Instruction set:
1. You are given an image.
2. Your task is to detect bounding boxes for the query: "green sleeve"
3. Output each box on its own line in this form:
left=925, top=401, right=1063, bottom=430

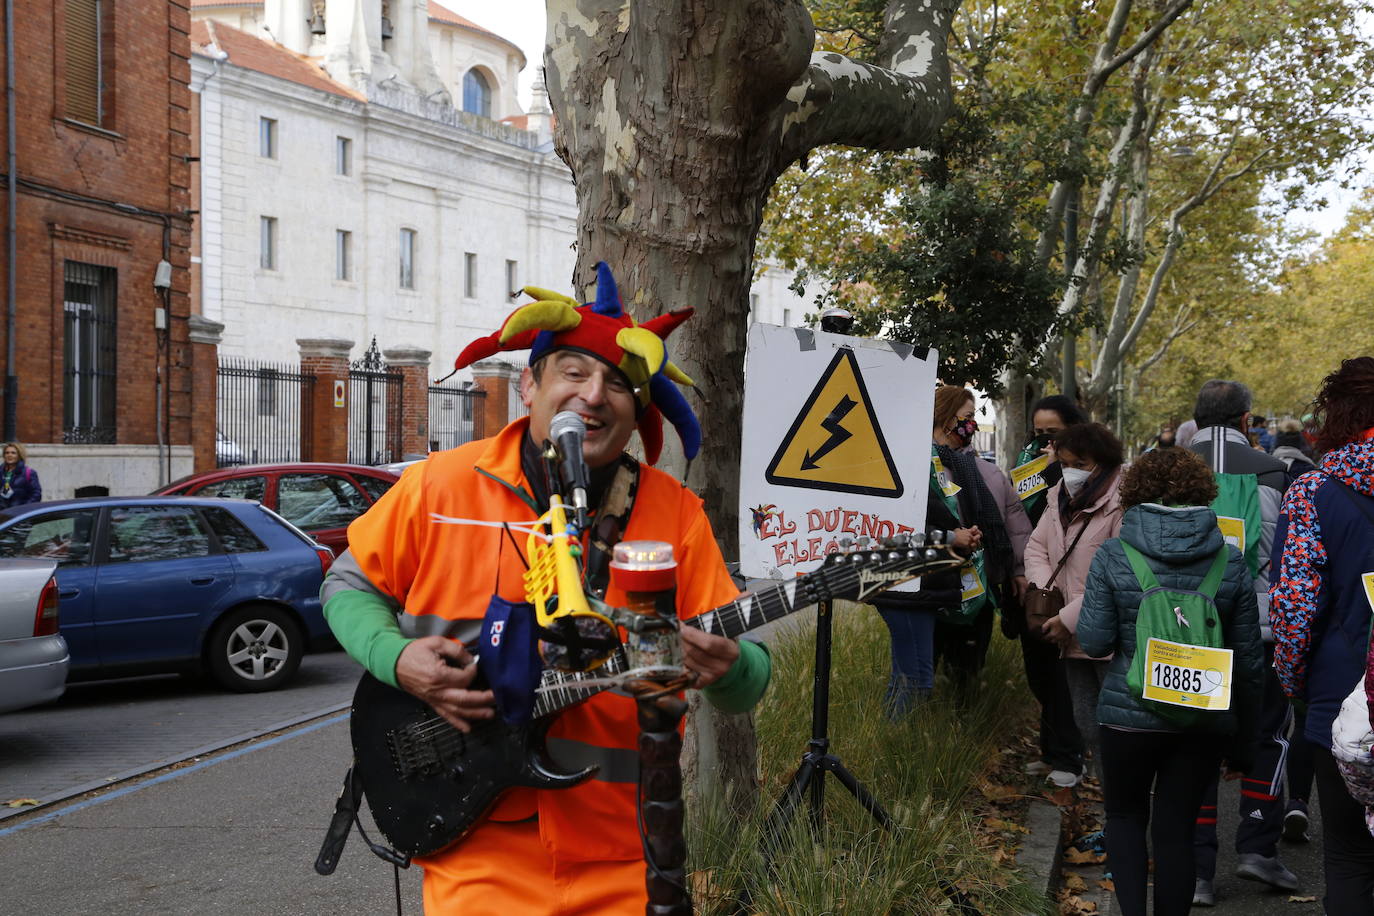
left=702, top=639, right=772, bottom=714
left=322, top=588, right=412, bottom=689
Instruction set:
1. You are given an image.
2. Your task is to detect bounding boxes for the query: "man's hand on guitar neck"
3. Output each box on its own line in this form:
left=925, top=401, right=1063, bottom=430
left=396, top=636, right=496, bottom=733
left=680, top=626, right=739, bottom=688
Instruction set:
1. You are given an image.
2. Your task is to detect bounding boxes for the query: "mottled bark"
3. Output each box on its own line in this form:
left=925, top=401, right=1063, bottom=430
left=542, top=0, right=961, bottom=818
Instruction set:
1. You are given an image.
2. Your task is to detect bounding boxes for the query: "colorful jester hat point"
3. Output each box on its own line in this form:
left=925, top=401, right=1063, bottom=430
left=451, top=261, right=700, bottom=464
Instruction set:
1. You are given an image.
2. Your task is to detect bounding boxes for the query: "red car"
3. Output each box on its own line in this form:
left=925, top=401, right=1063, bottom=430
left=154, top=463, right=401, bottom=555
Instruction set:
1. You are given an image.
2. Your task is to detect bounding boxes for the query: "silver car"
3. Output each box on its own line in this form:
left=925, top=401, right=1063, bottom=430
left=0, top=558, right=68, bottom=713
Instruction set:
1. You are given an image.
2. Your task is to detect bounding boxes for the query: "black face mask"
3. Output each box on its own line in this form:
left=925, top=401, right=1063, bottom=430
left=1027, top=434, right=1052, bottom=452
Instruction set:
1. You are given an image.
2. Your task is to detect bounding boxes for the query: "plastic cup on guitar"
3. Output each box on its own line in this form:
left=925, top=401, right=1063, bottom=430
left=610, top=540, right=680, bottom=678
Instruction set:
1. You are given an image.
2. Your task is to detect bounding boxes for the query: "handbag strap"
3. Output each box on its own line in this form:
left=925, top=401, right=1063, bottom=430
left=1043, top=520, right=1092, bottom=589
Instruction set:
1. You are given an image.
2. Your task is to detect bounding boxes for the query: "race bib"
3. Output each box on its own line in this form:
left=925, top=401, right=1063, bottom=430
left=932, top=456, right=961, bottom=498
left=1011, top=454, right=1050, bottom=501
left=1142, top=638, right=1233, bottom=711
left=959, top=562, right=984, bottom=602
left=1216, top=516, right=1246, bottom=552
left=1363, top=572, right=1374, bottom=614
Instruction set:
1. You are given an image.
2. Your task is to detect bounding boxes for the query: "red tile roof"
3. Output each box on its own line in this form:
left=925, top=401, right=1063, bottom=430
left=191, top=20, right=363, bottom=101
left=427, top=1, right=525, bottom=65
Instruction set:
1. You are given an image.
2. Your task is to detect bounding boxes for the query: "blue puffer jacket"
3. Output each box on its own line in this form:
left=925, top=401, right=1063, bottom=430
left=0, top=460, right=40, bottom=508
left=1077, top=504, right=1265, bottom=770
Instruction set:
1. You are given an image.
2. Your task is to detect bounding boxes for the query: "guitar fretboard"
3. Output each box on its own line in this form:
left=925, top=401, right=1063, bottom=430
left=530, top=543, right=957, bottom=717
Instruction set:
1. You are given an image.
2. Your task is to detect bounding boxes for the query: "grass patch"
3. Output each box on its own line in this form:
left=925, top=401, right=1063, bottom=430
left=687, top=602, right=1053, bottom=915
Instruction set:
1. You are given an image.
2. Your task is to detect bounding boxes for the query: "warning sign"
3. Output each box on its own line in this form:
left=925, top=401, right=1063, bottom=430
left=765, top=349, right=903, bottom=497
left=739, top=323, right=938, bottom=584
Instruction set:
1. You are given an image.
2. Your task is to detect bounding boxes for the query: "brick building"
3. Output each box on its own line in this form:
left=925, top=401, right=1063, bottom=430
left=0, top=0, right=217, bottom=498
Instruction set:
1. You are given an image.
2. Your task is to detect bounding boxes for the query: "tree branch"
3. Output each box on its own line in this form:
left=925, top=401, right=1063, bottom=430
left=776, top=0, right=961, bottom=170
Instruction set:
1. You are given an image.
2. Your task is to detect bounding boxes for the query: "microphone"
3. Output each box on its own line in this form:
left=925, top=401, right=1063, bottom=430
left=549, top=411, right=591, bottom=529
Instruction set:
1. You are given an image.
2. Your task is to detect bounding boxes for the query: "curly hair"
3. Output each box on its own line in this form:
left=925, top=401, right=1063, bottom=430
left=1312, top=356, right=1374, bottom=453
left=932, top=385, right=975, bottom=432
left=1053, top=422, right=1124, bottom=471
left=1119, top=447, right=1217, bottom=509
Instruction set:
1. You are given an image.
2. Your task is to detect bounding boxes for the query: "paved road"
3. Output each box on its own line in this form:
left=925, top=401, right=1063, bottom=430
left=0, top=650, right=363, bottom=816
left=0, top=716, right=424, bottom=914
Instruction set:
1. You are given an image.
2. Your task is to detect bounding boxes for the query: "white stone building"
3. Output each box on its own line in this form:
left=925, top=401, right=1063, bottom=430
left=190, top=0, right=813, bottom=400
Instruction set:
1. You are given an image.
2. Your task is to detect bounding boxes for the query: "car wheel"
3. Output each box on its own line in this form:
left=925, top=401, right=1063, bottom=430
left=207, top=604, right=304, bottom=692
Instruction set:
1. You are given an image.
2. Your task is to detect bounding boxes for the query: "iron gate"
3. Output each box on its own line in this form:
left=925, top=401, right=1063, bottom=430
left=217, top=358, right=315, bottom=466
left=348, top=338, right=403, bottom=465
left=427, top=383, right=485, bottom=451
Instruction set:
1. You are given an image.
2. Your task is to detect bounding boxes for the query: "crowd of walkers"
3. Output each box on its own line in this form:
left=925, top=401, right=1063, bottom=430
left=875, top=356, right=1374, bottom=914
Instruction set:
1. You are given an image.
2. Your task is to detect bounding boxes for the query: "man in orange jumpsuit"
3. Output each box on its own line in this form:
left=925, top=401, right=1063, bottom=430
left=322, top=263, right=772, bottom=914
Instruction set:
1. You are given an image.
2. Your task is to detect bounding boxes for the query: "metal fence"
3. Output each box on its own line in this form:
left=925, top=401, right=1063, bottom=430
left=348, top=339, right=403, bottom=465
left=427, top=384, right=486, bottom=452
left=217, top=358, right=315, bottom=466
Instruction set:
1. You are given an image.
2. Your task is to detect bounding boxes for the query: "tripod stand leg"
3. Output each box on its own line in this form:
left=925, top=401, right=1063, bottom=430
left=826, top=758, right=894, bottom=829
left=762, top=757, right=816, bottom=850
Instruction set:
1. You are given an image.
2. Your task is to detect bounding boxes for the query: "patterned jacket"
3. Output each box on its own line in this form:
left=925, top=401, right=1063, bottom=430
left=1269, top=433, right=1374, bottom=747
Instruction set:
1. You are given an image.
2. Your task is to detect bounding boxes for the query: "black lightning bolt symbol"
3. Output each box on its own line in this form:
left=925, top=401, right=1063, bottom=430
left=802, top=395, right=856, bottom=470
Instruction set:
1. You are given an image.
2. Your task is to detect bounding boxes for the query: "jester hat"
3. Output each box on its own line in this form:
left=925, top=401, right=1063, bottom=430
left=452, top=262, right=700, bottom=464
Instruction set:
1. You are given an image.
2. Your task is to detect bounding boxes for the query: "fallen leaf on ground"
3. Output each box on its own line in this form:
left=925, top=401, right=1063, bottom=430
left=1287, top=895, right=1318, bottom=903
left=1062, top=873, right=1087, bottom=892
left=5, top=798, right=38, bottom=808
left=1098, top=879, right=1115, bottom=891
left=1045, top=785, right=1077, bottom=807
left=978, top=780, right=1019, bottom=802
left=983, top=816, right=1030, bottom=834
left=1063, top=847, right=1107, bottom=865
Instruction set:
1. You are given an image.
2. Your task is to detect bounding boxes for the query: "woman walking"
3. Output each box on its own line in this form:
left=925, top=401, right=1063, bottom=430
left=1025, top=422, right=1126, bottom=785
left=1077, top=447, right=1264, bottom=916
left=0, top=442, right=41, bottom=508
left=1271, top=356, right=1374, bottom=914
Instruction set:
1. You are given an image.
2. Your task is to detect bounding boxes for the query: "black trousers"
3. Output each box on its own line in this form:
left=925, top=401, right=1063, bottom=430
left=1019, top=629, right=1084, bottom=773
left=1313, top=745, right=1374, bottom=915
left=1101, top=728, right=1224, bottom=916
left=933, top=602, right=994, bottom=694
left=1195, top=656, right=1292, bottom=877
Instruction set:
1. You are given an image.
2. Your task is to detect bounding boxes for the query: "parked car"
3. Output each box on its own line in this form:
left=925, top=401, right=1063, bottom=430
left=0, top=558, right=68, bottom=713
left=0, top=497, right=334, bottom=692
left=153, top=463, right=399, bottom=556
left=216, top=429, right=246, bottom=466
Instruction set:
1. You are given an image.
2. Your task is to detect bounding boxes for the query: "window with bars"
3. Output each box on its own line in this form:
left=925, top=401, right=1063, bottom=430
left=399, top=228, right=415, bottom=289
left=63, top=262, right=117, bottom=444
left=65, top=0, right=110, bottom=127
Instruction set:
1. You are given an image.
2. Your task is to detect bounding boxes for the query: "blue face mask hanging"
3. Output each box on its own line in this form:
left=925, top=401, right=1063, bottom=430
left=478, top=595, right=542, bottom=724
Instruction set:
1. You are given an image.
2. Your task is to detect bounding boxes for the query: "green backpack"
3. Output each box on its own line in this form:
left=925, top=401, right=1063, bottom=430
left=1210, top=472, right=1262, bottom=579
left=1123, top=543, right=1232, bottom=727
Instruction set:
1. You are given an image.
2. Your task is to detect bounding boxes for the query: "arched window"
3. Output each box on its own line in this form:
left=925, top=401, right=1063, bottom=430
left=462, top=69, right=492, bottom=119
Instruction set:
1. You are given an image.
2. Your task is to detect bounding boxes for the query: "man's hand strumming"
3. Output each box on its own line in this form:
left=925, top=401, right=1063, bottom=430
left=395, top=636, right=496, bottom=733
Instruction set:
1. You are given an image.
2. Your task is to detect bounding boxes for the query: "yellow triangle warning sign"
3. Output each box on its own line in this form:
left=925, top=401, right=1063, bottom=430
left=765, top=348, right=904, bottom=497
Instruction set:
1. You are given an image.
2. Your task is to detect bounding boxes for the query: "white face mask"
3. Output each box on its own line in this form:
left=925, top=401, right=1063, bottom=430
left=1061, top=466, right=1093, bottom=497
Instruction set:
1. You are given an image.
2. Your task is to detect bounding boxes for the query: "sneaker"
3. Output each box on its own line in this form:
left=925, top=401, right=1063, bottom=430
left=1193, top=878, right=1216, bottom=907
left=1048, top=769, right=1081, bottom=788
left=1025, top=760, right=1054, bottom=777
left=1235, top=853, right=1299, bottom=891
left=1283, top=800, right=1310, bottom=843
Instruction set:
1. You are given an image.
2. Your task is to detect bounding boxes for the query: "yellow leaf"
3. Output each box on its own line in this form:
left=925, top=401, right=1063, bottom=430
left=5, top=798, right=39, bottom=808
left=1062, top=872, right=1087, bottom=892
left=1287, top=895, right=1318, bottom=903
left=1098, top=879, right=1115, bottom=892
left=1063, top=847, right=1107, bottom=865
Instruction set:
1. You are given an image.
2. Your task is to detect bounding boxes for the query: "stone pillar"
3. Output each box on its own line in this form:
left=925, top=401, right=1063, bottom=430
left=470, top=359, right=522, bottom=437
left=187, top=315, right=224, bottom=473
left=298, top=338, right=353, bottom=462
left=383, top=346, right=432, bottom=458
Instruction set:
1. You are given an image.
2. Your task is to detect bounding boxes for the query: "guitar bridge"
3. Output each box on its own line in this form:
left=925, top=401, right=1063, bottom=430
left=386, top=719, right=460, bottom=781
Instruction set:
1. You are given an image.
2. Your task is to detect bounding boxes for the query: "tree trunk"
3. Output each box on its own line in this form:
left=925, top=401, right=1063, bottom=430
left=543, top=0, right=961, bottom=819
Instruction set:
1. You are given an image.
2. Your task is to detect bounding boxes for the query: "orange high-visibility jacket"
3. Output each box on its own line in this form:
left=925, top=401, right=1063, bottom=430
left=344, top=416, right=739, bottom=863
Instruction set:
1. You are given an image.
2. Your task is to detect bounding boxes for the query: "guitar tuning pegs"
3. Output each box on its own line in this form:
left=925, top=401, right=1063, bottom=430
left=839, top=537, right=854, bottom=549
left=929, top=530, right=945, bottom=545
left=911, top=532, right=926, bottom=547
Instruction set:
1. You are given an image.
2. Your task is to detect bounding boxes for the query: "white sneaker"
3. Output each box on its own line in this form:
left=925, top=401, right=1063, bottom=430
left=1025, top=760, right=1054, bottom=776
left=1048, top=769, right=1081, bottom=788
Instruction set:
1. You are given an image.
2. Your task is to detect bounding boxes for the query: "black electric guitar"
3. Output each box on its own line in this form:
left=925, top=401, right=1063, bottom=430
left=348, top=536, right=961, bottom=858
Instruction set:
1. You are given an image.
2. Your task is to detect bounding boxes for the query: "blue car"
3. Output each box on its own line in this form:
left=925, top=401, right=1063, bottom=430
left=0, top=497, right=334, bottom=692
